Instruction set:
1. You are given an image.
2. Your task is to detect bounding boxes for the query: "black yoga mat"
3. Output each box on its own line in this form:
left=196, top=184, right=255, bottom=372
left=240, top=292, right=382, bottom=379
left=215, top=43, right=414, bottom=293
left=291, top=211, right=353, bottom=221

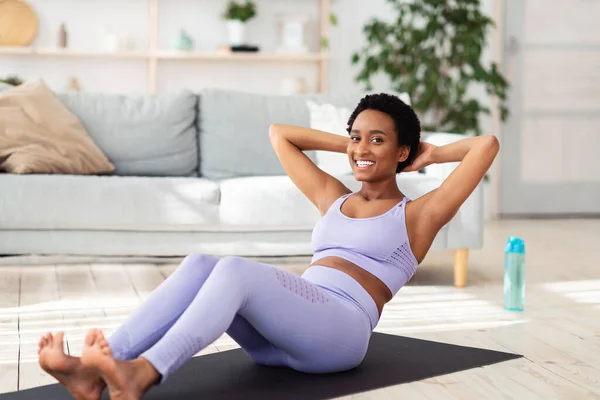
left=1, top=332, right=521, bottom=400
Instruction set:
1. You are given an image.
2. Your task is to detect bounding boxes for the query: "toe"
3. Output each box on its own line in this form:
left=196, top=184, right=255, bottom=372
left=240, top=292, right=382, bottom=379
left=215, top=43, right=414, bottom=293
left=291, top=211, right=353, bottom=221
left=92, top=329, right=103, bottom=345
left=54, top=332, right=65, bottom=350
left=84, top=329, right=97, bottom=347
left=89, top=329, right=99, bottom=345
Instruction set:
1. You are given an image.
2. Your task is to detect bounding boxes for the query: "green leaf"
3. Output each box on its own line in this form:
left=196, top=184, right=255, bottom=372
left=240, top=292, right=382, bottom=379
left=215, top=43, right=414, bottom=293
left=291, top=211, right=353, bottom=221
left=329, top=13, right=338, bottom=26
left=222, top=1, right=256, bottom=22
left=352, top=0, right=510, bottom=135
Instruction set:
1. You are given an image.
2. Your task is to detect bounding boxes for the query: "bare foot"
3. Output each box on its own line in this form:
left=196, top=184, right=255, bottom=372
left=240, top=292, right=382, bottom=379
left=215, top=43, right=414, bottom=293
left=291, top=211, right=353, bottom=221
left=38, top=331, right=106, bottom=400
left=81, top=329, right=160, bottom=400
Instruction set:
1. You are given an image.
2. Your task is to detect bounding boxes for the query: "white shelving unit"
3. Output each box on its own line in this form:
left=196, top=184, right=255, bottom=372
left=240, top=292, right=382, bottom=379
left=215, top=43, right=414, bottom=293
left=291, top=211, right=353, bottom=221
left=0, top=0, right=331, bottom=94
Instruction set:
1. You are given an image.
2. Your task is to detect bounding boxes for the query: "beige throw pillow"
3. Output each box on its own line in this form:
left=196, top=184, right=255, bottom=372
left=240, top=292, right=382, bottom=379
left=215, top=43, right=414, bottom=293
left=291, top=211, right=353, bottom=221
left=0, top=79, right=115, bottom=174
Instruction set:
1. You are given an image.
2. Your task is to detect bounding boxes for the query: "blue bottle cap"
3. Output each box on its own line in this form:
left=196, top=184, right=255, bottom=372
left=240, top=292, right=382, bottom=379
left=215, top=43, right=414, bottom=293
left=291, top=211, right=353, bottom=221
left=506, top=236, right=525, bottom=254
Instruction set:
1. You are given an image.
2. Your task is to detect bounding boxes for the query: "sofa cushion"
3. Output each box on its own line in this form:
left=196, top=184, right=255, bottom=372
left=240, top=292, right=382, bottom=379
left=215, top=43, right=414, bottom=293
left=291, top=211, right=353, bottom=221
left=218, top=175, right=322, bottom=228
left=58, top=90, right=198, bottom=177
left=198, top=88, right=407, bottom=180
left=0, top=174, right=220, bottom=230
left=0, top=79, right=115, bottom=175
left=199, top=89, right=314, bottom=180
left=218, top=171, right=445, bottom=228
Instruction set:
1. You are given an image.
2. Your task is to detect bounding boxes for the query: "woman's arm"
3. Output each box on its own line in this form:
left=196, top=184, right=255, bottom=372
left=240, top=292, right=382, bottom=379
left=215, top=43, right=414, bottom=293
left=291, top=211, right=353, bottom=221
left=269, top=124, right=351, bottom=214
left=270, top=124, right=349, bottom=152
left=431, top=135, right=499, bottom=165
left=410, top=135, right=500, bottom=229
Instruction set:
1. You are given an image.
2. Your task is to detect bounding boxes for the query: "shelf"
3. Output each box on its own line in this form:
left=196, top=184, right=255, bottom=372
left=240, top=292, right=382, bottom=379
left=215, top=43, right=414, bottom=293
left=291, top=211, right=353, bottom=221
left=0, top=46, right=148, bottom=59
left=154, top=50, right=328, bottom=62
left=0, top=46, right=328, bottom=62
left=1, top=0, right=331, bottom=93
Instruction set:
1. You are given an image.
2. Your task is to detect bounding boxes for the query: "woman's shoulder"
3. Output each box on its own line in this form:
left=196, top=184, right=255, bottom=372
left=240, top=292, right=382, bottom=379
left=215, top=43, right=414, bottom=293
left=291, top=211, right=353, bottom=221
left=316, top=185, right=353, bottom=216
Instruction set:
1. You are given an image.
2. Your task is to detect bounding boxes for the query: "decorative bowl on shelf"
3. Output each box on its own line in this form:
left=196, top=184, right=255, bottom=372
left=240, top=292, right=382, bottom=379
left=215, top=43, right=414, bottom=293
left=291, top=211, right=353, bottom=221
left=0, top=0, right=39, bottom=46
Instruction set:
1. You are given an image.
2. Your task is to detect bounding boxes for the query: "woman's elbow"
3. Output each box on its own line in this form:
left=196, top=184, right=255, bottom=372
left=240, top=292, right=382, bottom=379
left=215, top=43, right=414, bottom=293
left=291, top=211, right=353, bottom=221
left=483, top=135, right=500, bottom=155
left=268, top=124, right=280, bottom=139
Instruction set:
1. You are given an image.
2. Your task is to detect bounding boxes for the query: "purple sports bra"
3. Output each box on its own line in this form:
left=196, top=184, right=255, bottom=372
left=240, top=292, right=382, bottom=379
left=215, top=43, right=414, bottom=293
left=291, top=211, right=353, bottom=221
left=311, top=192, right=419, bottom=296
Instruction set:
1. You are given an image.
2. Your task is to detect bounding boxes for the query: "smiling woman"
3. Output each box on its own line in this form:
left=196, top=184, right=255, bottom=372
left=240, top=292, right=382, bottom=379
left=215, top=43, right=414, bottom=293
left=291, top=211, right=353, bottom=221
left=269, top=92, right=499, bottom=314
left=346, top=94, right=421, bottom=175
left=35, top=93, right=497, bottom=400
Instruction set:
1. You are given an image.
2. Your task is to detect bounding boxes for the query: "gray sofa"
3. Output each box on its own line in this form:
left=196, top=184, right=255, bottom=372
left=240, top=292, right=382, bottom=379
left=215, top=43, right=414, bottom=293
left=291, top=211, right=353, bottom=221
left=0, top=87, right=483, bottom=285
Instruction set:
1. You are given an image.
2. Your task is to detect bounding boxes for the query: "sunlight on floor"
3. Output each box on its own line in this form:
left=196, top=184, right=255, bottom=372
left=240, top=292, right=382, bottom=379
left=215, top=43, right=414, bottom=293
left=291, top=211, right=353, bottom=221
left=376, top=286, right=529, bottom=334
left=1, top=297, right=139, bottom=316
left=0, top=297, right=138, bottom=351
left=0, top=287, right=534, bottom=348
left=540, top=280, right=600, bottom=305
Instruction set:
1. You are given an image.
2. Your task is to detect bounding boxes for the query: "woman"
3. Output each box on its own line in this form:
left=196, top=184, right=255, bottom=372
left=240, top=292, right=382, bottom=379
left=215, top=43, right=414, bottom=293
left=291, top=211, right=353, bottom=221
left=37, top=93, right=499, bottom=400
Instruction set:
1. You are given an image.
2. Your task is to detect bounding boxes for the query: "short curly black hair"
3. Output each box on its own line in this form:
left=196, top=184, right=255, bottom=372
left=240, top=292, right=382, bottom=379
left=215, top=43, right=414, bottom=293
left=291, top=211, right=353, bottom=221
left=346, top=93, right=421, bottom=173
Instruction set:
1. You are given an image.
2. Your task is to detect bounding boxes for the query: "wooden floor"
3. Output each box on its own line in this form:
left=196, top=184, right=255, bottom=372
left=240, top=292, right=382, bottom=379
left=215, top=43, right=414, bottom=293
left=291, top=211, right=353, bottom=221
left=1, top=218, right=599, bottom=399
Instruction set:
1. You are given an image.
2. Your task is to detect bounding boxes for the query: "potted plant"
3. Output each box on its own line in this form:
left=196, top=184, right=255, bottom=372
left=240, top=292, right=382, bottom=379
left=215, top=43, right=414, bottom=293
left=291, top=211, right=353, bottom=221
left=351, top=0, right=509, bottom=136
left=222, top=1, right=257, bottom=46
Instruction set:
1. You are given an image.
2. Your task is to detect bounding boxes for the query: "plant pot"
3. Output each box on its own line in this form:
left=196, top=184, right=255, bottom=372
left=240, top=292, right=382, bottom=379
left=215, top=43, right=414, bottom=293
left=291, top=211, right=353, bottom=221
left=226, top=20, right=245, bottom=46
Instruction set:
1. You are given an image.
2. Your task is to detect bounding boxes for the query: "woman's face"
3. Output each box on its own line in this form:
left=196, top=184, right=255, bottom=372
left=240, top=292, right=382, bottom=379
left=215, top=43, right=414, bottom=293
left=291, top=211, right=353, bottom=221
left=347, top=109, right=409, bottom=181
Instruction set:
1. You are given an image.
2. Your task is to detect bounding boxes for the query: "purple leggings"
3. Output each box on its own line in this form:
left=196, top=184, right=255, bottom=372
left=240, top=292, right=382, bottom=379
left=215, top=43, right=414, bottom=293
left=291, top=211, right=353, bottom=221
left=106, top=254, right=379, bottom=383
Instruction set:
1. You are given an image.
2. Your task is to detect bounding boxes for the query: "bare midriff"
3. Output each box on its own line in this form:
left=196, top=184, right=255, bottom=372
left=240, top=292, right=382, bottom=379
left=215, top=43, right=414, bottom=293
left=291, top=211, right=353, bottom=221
left=308, top=256, right=391, bottom=317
